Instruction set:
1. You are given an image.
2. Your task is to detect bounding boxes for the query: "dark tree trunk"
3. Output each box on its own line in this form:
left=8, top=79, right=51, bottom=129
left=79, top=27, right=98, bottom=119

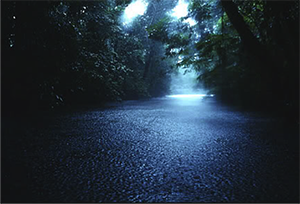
left=220, top=11, right=226, bottom=98
left=220, top=0, right=264, bottom=60
left=143, top=45, right=154, bottom=79
left=220, top=0, right=283, bottom=108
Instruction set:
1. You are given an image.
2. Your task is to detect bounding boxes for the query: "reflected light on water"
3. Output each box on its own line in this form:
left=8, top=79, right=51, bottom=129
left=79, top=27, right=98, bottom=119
left=167, top=94, right=208, bottom=98
left=166, top=93, right=214, bottom=106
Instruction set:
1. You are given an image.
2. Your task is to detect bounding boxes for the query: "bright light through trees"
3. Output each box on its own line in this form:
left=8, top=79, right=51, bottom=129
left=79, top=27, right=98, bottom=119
left=170, top=0, right=189, bottom=18
left=122, top=0, right=149, bottom=25
left=169, top=0, right=197, bottom=27
left=184, top=18, right=197, bottom=26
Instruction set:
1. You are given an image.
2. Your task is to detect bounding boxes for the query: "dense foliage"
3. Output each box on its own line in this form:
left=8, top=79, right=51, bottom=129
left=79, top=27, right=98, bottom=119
left=147, top=0, right=299, bottom=119
left=2, top=0, right=172, bottom=113
left=2, top=0, right=299, bottom=120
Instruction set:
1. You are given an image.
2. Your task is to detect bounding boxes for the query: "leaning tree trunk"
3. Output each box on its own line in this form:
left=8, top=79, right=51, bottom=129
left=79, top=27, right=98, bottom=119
left=220, top=0, right=265, bottom=61
left=221, top=0, right=281, bottom=107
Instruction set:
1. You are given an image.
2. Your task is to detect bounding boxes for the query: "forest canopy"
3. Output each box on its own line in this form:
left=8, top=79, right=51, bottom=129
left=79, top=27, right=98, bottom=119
left=2, top=0, right=299, bottom=118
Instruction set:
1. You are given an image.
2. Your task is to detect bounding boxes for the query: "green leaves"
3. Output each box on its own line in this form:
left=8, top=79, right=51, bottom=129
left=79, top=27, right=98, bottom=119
left=146, top=16, right=171, bottom=41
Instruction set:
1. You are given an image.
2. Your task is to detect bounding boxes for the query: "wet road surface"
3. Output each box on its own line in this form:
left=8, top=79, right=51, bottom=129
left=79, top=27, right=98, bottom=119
left=2, top=96, right=299, bottom=202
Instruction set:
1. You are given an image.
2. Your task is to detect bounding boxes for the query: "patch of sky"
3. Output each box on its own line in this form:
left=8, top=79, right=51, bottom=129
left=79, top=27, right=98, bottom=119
left=121, top=0, right=149, bottom=26
left=168, top=0, right=197, bottom=27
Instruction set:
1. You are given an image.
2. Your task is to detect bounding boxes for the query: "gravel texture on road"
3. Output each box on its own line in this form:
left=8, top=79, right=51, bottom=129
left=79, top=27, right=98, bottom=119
left=2, top=97, right=299, bottom=202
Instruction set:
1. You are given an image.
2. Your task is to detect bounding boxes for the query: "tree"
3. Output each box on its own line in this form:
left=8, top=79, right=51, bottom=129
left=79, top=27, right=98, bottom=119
left=2, top=0, right=174, bottom=113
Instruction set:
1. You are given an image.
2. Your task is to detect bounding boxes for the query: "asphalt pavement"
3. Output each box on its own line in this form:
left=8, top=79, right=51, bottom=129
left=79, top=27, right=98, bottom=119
left=2, top=96, right=299, bottom=202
